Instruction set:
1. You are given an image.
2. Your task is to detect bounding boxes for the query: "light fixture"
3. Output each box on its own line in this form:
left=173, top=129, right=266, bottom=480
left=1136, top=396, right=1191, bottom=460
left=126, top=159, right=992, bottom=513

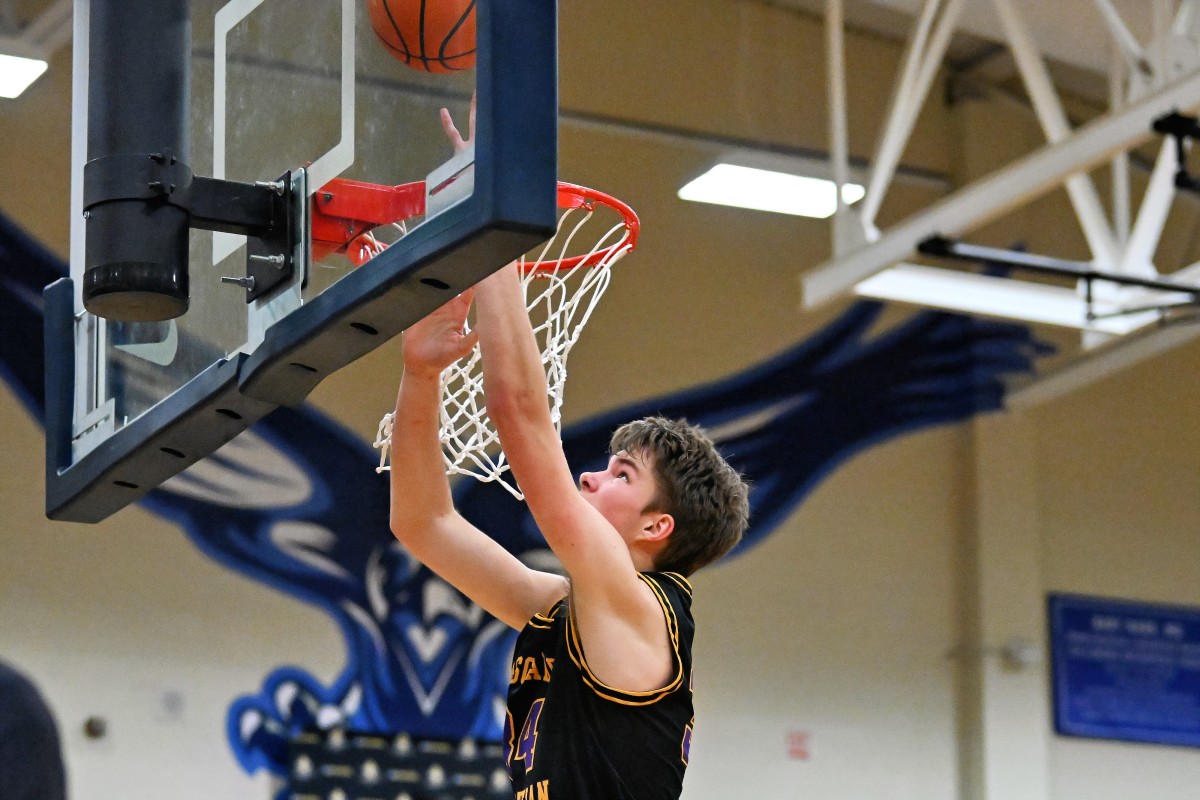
left=0, top=50, right=49, bottom=99
left=854, top=263, right=1160, bottom=334
left=679, top=163, right=865, bottom=219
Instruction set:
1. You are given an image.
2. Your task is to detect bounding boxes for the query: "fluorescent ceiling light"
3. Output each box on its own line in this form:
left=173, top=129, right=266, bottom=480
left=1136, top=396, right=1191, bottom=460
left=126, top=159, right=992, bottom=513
left=854, top=263, right=1161, bottom=335
left=0, top=52, right=49, bottom=99
left=679, top=163, right=865, bottom=219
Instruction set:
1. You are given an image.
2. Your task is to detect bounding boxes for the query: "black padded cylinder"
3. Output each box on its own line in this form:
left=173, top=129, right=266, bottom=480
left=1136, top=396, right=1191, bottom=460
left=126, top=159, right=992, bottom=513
left=83, top=0, right=191, bottom=322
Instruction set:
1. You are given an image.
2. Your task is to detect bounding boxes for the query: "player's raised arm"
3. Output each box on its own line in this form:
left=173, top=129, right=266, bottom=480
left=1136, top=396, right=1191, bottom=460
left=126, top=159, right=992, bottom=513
left=473, top=263, right=679, bottom=691
left=388, top=291, right=567, bottom=630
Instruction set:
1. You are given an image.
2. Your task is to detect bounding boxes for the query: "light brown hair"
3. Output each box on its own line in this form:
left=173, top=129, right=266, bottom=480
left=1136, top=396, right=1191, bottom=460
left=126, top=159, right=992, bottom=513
left=610, top=417, right=750, bottom=576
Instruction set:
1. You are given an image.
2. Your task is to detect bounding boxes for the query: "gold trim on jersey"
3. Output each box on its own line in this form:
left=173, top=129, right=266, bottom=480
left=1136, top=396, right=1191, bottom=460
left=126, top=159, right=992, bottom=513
left=564, top=573, right=687, bottom=706
left=524, top=597, right=566, bottom=631
left=658, top=571, right=692, bottom=597
left=526, top=615, right=554, bottom=631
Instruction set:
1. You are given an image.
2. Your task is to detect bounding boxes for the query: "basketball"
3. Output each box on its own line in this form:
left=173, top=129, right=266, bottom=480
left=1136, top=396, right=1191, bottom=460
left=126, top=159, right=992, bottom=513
left=367, top=0, right=477, bottom=74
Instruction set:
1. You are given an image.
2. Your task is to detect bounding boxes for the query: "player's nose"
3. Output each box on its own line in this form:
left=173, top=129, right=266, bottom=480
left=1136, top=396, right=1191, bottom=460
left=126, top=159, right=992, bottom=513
left=578, top=471, right=597, bottom=492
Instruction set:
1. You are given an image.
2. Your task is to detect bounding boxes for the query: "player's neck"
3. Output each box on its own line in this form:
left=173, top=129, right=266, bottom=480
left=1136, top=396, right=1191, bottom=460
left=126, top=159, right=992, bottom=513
left=629, top=547, right=658, bottom=574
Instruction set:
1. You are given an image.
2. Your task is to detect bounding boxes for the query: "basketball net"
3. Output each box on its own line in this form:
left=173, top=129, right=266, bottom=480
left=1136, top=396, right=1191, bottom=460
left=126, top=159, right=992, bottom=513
left=374, top=183, right=639, bottom=500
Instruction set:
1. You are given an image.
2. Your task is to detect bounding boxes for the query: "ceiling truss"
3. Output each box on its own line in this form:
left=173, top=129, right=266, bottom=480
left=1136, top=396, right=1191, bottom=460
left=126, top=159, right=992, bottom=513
left=810, top=0, right=1200, bottom=404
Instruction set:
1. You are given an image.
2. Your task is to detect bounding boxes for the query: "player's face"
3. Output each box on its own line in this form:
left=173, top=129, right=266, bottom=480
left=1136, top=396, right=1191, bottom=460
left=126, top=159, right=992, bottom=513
left=578, top=451, right=662, bottom=540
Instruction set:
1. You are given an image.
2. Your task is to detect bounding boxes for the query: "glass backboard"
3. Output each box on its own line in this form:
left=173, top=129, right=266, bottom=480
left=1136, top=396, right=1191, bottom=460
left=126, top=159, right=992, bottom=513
left=46, top=0, right=558, bottom=522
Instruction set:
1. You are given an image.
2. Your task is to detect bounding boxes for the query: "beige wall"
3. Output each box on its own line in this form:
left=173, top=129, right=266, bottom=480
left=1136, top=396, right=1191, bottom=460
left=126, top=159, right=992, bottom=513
left=1, top=1, right=1198, bottom=798
left=1035, top=342, right=1200, bottom=799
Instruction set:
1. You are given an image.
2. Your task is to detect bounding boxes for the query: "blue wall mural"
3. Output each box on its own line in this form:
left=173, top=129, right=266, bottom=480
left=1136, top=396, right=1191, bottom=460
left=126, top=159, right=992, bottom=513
left=0, top=211, right=1051, bottom=783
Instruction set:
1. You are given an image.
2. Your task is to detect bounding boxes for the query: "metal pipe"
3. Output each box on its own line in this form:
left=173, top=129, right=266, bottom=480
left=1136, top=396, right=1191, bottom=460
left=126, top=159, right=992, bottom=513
left=82, top=0, right=191, bottom=322
left=827, top=0, right=852, bottom=254
left=920, top=237, right=1200, bottom=295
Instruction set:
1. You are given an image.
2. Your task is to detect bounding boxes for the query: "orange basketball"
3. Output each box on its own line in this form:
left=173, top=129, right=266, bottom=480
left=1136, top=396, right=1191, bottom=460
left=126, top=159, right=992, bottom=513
left=367, top=0, right=477, bottom=74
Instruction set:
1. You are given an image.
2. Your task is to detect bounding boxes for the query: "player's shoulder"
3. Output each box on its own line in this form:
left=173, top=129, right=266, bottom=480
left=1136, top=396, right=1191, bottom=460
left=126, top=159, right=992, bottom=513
left=638, top=571, right=694, bottom=620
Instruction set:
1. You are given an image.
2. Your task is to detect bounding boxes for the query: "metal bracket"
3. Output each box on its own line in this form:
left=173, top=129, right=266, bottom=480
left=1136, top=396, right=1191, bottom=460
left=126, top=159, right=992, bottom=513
left=82, top=150, right=194, bottom=212
left=185, top=170, right=297, bottom=302
left=1152, top=111, right=1200, bottom=192
left=243, top=171, right=296, bottom=302
left=83, top=148, right=297, bottom=305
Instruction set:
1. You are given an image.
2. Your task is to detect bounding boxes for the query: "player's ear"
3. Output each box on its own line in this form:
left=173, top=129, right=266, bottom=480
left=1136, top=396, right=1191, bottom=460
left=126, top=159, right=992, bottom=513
left=643, top=513, right=674, bottom=542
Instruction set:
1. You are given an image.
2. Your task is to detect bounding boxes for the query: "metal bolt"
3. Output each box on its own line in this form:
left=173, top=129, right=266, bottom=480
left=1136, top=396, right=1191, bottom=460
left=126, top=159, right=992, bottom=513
left=221, top=276, right=256, bottom=291
left=256, top=179, right=286, bottom=196
left=249, top=253, right=286, bottom=268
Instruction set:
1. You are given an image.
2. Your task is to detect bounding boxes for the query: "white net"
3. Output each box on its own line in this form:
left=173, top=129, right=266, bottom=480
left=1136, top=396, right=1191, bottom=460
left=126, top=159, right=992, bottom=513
left=374, top=185, right=637, bottom=500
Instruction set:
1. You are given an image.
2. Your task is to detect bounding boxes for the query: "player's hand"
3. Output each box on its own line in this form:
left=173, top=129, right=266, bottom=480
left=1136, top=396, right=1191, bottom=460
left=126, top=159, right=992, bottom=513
left=439, top=91, right=476, bottom=155
left=403, top=290, right=478, bottom=375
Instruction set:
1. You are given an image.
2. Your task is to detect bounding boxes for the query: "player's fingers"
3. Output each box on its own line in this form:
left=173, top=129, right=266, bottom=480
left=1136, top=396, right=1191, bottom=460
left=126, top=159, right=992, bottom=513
left=439, top=107, right=465, bottom=151
left=443, top=289, right=475, bottom=328
left=467, top=90, right=477, bottom=141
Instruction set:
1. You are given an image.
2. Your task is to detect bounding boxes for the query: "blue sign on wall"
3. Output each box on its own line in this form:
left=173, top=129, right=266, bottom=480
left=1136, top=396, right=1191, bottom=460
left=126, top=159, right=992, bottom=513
left=1049, top=593, right=1200, bottom=748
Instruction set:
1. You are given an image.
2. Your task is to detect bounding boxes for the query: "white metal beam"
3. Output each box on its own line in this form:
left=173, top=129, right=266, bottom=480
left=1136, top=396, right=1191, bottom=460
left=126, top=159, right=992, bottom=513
left=992, top=0, right=1119, bottom=267
left=1109, top=47, right=1132, bottom=247
left=861, top=0, right=965, bottom=232
left=1118, top=138, right=1177, bottom=278
left=827, top=0, right=855, bottom=255
left=1093, top=0, right=1148, bottom=73
left=1177, top=0, right=1200, bottom=37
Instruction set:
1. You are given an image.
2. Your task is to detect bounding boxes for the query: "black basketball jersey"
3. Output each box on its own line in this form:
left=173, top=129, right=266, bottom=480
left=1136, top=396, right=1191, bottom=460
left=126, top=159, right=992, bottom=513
left=505, top=571, right=695, bottom=800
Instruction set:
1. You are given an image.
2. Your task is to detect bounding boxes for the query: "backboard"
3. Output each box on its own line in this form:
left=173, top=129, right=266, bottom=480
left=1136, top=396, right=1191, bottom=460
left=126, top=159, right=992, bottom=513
left=46, top=0, right=558, bottom=522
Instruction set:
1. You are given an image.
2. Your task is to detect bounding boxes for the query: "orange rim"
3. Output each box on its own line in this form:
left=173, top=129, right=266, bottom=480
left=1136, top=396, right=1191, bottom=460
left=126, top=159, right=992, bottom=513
left=311, top=177, right=638, bottom=272
left=519, top=182, right=640, bottom=275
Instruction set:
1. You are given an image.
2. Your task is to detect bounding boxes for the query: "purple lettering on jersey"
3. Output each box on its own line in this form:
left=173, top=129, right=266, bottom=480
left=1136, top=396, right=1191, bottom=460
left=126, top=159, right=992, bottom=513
left=516, top=698, right=546, bottom=770
left=504, top=709, right=516, bottom=772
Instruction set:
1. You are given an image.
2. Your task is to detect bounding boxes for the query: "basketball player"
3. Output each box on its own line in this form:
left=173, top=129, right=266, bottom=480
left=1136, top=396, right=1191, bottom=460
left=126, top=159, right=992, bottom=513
left=388, top=108, right=749, bottom=799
